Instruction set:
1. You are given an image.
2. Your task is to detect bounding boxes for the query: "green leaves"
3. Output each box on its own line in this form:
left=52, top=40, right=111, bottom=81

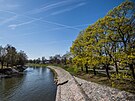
left=0, top=44, right=27, bottom=68
left=70, top=1, right=135, bottom=78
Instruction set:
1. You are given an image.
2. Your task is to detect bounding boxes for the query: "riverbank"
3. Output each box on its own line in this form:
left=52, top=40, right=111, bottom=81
left=27, top=63, right=48, bottom=67
left=48, top=66, right=90, bottom=101
left=48, top=66, right=135, bottom=101
left=0, top=66, right=26, bottom=78
left=59, top=65, right=135, bottom=94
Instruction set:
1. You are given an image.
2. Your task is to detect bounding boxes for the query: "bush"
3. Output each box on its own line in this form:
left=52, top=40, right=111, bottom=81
left=64, top=65, right=79, bottom=75
left=111, top=72, right=133, bottom=80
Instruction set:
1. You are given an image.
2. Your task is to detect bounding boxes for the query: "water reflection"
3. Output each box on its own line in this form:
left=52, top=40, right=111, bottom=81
left=0, top=67, right=57, bottom=101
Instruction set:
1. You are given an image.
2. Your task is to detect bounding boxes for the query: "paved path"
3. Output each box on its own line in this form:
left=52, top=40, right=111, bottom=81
left=48, top=66, right=135, bottom=101
left=48, top=66, right=89, bottom=101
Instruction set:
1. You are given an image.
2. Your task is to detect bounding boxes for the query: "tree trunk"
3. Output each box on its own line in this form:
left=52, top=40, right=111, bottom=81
left=1, top=62, right=4, bottom=70
left=64, top=59, right=67, bottom=65
left=114, top=62, right=118, bottom=74
left=81, top=67, right=83, bottom=71
left=6, top=63, right=8, bottom=67
left=105, top=65, right=110, bottom=79
left=93, top=67, right=96, bottom=75
left=85, top=64, right=88, bottom=73
left=129, top=64, right=135, bottom=79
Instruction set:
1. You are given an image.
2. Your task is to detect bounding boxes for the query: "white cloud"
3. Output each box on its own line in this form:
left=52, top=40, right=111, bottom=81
left=51, top=2, right=86, bottom=15
left=26, top=0, right=85, bottom=15
left=0, top=15, right=18, bottom=25
left=8, top=19, right=40, bottom=29
left=0, top=9, right=17, bottom=15
left=1, top=9, right=81, bottom=31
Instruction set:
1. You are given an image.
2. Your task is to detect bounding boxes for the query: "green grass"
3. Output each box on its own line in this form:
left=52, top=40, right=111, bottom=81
left=27, top=63, right=48, bottom=67
left=61, top=65, right=135, bottom=94
left=61, top=65, right=79, bottom=75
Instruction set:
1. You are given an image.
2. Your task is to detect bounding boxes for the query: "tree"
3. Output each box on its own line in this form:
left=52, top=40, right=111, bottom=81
left=0, top=44, right=28, bottom=68
left=70, top=31, right=89, bottom=73
left=83, top=24, right=102, bottom=75
left=16, top=50, right=28, bottom=66
left=5, top=44, right=17, bottom=67
left=0, top=46, right=6, bottom=69
left=42, top=57, right=46, bottom=64
left=70, top=1, right=135, bottom=79
left=103, top=1, right=135, bottom=78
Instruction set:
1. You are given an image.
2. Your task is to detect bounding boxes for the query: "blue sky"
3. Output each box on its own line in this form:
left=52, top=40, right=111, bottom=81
left=0, top=0, right=127, bottom=59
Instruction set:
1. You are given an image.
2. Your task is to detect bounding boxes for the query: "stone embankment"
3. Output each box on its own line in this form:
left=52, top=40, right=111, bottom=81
left=75, top=77, right=135, bottom=101
left=48, top=66, right=135, bottom=101
left=48, top=66, right=89, bottom=101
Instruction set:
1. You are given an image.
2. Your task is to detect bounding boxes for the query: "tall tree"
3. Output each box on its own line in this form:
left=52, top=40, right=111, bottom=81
left=16, top=50, right=28, bottom=66
left=5, top=45, right=17, bottom=67
left=104, top=1, right=135, bottom=78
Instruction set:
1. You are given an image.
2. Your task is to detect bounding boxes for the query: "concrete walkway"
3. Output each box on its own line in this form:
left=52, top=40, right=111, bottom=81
left=48, top=66, right=90, bottom=101
left=48, top=66, right=135, bottom=101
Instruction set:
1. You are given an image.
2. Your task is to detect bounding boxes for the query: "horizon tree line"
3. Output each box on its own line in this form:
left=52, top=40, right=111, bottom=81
left=28, top=52, right=73, bottom=65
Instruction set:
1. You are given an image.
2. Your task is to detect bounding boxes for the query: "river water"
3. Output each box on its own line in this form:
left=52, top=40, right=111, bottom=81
left=0, top=67, right=57, bottom=101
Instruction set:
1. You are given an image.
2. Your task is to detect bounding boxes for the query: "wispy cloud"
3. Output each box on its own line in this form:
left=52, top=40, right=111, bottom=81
left=0, top=0, right=87, bottom=30
left=44, top=23, right=90, bottom=32
left=51, top=2, right=86, bottom=15
left=0, top=1, right=20, bottom=10
left=0, top=15, right=18, bottom=25
left=26, top=0, right=84, bottom=15
left=0, top=10, right=18, bottom=25
left=0, top=9, right=17, bottom=15
left=1, top=9, right=82, bottom=31
left=6, top=12, right=81, bottom=30
left=8, top=19, right=41, bottom=29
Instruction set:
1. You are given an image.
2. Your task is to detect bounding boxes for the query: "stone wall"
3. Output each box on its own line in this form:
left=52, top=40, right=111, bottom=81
left=75, top=77, right=135, bottom=101
left=48, top=66, right=89, bottom=101
left=48, top=66, right=135, bottom=101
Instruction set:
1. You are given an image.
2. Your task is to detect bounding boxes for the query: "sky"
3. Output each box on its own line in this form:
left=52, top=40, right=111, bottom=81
left=0, top=0, right=130, bottom=59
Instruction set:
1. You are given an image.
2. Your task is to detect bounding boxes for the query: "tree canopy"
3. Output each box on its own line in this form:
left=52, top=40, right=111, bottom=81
left=0, top=44, right=28, bottom=69
left=70, top=1, right=135, bottom=79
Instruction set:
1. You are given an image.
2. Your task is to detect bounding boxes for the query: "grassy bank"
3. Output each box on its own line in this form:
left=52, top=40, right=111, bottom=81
left=27, top=63, right=48, bottom=67
left=60, top=65, right=135, bottom=94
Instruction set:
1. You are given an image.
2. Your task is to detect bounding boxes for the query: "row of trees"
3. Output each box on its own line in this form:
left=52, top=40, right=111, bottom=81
left=0, top=44, right=28, bottom=69
left=28, top=57, right=46, bottom=64
left=49, top=53, right=73, bottom=65
left=28, top=52, right=73, bottom=65
left=70, top=1, right=135, bottom=79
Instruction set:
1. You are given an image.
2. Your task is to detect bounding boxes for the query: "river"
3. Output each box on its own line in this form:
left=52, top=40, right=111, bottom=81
left=0, top=67, right=57, bottom=101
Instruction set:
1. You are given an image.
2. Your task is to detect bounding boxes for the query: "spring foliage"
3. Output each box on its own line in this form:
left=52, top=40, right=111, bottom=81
left=70, top=1, right=135, bottom=79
